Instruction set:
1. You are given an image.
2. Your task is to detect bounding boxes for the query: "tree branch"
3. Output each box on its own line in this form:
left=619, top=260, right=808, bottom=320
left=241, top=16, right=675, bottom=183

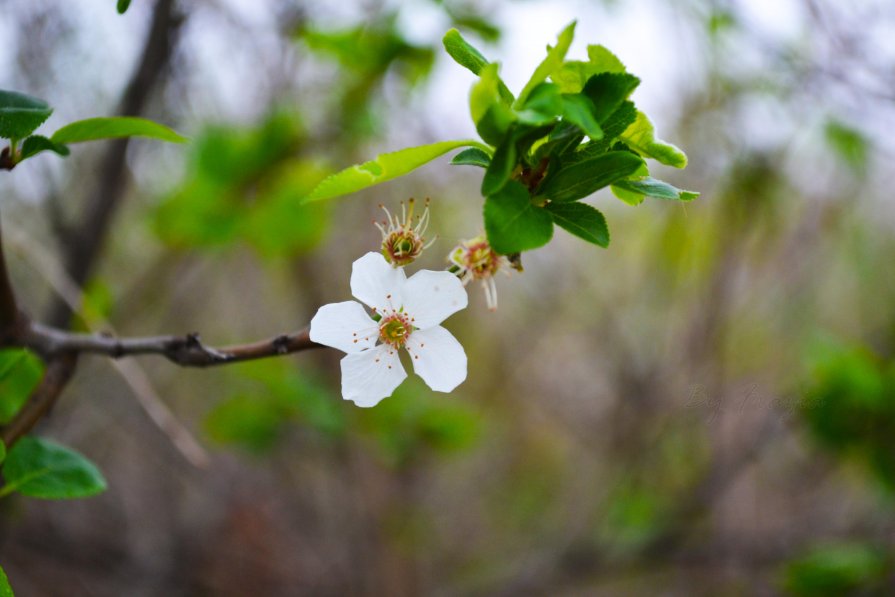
left=0, top=209, right=19, bottom=335
left=20, top=320, right=322, bottom=367
left=0, top=354, right=78, bottom=447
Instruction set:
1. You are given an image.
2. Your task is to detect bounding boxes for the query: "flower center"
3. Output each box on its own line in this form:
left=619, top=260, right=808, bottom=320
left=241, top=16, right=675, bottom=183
left=384, top=230, right=423, bottom=266
left=375, top=198, right=433, bottom=266
left=379, top=313, right=412, bottom=347
left=451, top=238, right=502, bottom=280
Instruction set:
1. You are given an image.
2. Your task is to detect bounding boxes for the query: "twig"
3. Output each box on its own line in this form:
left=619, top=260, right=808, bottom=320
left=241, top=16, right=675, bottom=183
left=21, top=321, right=321, bottom=366
left=0, top=355, right=77, bottom=447
left=5, top=227, right=210, bottom=465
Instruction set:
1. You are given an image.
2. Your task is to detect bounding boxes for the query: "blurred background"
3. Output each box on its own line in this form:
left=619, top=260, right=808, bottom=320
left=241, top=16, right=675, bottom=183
left=1, top=0, right=895, bottom=595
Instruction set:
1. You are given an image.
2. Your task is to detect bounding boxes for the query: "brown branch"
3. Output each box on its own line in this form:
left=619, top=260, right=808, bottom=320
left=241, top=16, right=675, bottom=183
left=0, top=354, right=78, bottom=447
left=20, top=319, right=323, bottom=367
left=0, top=210, right=19, bottom=334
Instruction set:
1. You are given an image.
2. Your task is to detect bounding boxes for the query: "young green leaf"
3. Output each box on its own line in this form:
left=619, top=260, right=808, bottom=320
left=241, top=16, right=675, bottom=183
left=533, top=123, right=584, bottom=163
left=547, top=201, right=610, bottom=247
left=443, top=29, right=513, bottom=103
left=0, top=565, right=12, bottom=597
left=620, top=111, right=688, bottom=168
left=551, top=44, right=627, bottom=93
left=611, top=176, right=699, bottom=203
left=304, top=139, right=485, bottom=203
left=515, top=21, right=576, bottom=108
left=540, top=150, right=644, bottom=202
left=117, top=0, right=132, bottom=13
left=443, top=28, right=489, bottom=75
left=484, top=180, right=553, bottom=254
left=560, top=94, right=602, bottom=139
left=582, top=72, right=640, bottom=123
left=481, top=136, right=517, bottom=196
left=1, top=436, right=107, bottom=500
left=515, top=83, right=563, bottom=126
left=610, top=184, right=646, bottom=206
left=470, top=63, right=516, bottom=145
left=19, top=135, right=70, bottom=161
left=0, top=90, right=53, bottom=140
left=574, top=100, right=638, bottom=159
left=451, top=147, right=491, bottom=168
left=51, top=116, right=186, bottom=145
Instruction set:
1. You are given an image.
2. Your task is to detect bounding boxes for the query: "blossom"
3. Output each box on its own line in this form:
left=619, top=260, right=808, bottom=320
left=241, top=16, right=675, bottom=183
left=449, top=235, right=511, bottom=311
left=375, top=198, right=434, bottom=266
left=310, top=252, right=468, bottom=407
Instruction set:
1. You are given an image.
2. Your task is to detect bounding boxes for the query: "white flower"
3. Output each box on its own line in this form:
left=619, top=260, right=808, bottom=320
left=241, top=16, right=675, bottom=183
left=310, top=252, right=468, bottom=407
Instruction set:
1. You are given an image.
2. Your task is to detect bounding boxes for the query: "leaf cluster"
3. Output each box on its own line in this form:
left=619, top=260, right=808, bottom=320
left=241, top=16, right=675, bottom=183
left=304, top=23, right=696, bottom=256
left=444, top=23, right=697, bottom=254
left=0, top=89, right=185, bottom=170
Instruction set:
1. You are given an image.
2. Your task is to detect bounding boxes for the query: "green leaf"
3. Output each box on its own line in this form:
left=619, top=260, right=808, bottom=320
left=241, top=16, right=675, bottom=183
left=481, top=135, right=517, bottom=196
left=611, top=176, right=699, bottom=204
left=470, top=63, right=516, bottom=145
left=551, top=44, right=627, bottom=93
left=0, top=350, right=44, bottom=425
left=443, top=29, right=513, bottom=103
left=587, top=45, right=627, bottom=74
left=117, top=0, right=132, bottom=13
left=304, top=139, right=484, bottom=203
left=19, top=135, right=69, bottom=161
left=51, top=116, right=186, bottom=145
left=540, top=150, right=644, bottom=202
left=0, top=90, right=53, bottom=139
left=1, top=436, right=107, bottom=500
left=515, top=21, right=576, bottom=108
left=0, top=441, right=6, bottom=465
left=574, top=100, right=638, bottom=159
left=0, top=565, right=13, bottom=597
left=443, top=28, right=489, bottom=75
left=515, top=83, right=563, bottom=126
left=620, top=111, right=687, bottom=168
left=560, top=94, right=602, bottom=139
left=582, top=72, right=640, bottom=123
left=484, top=180, right=553, bottom=254
left=547, top=201, right=610, bottom=247
left=533, top=123, right=584, bottom=163
left=451, top=147, right=491, bottom=168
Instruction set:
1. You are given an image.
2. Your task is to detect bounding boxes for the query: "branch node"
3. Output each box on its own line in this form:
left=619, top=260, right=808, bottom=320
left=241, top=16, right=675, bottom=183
left=273, top=335, right=291, bottom=354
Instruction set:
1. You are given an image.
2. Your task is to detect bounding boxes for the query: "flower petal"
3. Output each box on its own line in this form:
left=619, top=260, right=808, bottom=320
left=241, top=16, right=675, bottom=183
left=309, top=301, right=378, bottom=354
left=401, top=270, right=468, bottom=329
left=350, top=252, right=406, bottom=314
left=406, top=325, right=467, bottom=392
left=340, top=344, right=407, bottom=407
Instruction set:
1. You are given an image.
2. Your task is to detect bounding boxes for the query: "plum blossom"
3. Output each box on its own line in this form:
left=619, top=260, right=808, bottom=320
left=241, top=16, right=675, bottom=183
left=449, top=235, right=511, bottom=311
left=310, top=252, right=468, bottom=407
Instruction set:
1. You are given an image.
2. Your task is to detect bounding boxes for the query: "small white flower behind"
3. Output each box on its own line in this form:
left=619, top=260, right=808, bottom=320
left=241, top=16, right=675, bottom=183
left=310, top=252, right=468, bottom=407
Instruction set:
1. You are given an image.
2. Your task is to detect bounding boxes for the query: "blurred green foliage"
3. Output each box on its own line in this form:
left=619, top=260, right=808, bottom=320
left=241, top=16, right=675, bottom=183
left=153, top=112, right=331, bottom=257
left=781, top=543, right=890, bottom=597
left=801, top=340, right=895, bottom=491
left=205, top=360, right=343, bottom=455
left=354, top=376, right=482, bottom=468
